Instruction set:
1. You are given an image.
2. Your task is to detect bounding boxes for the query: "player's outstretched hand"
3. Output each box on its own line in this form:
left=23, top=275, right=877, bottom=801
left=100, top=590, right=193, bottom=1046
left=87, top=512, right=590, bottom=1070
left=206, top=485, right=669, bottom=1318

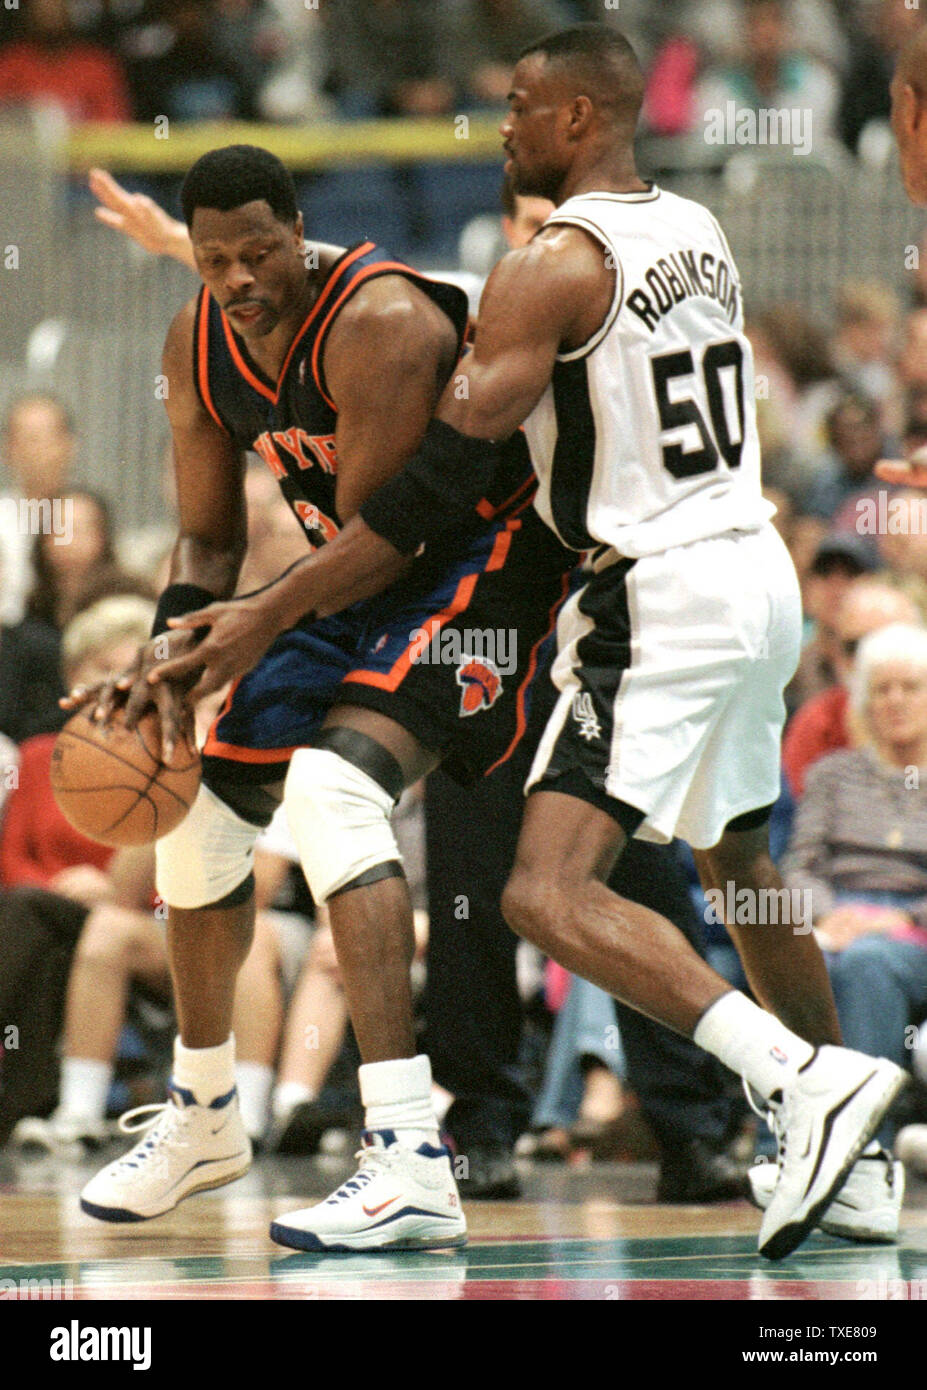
left=874, top=454, right=927, bottom=488
left=89, top=168, right=195, bottom=268
left=151, top=592, right=283, bottom=704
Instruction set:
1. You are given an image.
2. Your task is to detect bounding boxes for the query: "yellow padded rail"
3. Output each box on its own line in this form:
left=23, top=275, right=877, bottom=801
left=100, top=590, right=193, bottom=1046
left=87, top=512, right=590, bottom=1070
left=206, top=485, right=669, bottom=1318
left=66, top=117, right=506, bottom=172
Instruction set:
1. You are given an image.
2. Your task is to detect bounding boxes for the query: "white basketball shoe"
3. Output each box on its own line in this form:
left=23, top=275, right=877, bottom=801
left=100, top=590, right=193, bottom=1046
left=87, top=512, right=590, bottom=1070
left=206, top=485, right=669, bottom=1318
left=749, top=1147, right=904, bottom=1242
left=79, top=1082, right=251, bottom=1222
left=757, top=1047, right=908, bottom=1260
left=11, top=1111, right=111, bottom=1159
left=270, top=1128, right=468, bottom=1253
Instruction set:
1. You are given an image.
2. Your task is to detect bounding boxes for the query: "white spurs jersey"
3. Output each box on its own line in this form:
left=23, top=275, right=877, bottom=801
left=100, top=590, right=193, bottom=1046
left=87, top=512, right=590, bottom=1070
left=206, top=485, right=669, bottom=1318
left=523, top=186, right=774, bottom=556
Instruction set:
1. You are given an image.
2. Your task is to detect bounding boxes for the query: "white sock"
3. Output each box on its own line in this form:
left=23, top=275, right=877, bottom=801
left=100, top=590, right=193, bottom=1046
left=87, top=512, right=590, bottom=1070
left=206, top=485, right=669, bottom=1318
left=694, top=991, right=814, bottom=1100
left=57, top=1057, right=112, bottom=1123
left=272, top=1081, right=316, bottom=1123
left=235, top=1062, right=274, bottom=1140
left=359, top=1054, right=440, bottom=1148
left=173, top=1034, right=236, bottom=1106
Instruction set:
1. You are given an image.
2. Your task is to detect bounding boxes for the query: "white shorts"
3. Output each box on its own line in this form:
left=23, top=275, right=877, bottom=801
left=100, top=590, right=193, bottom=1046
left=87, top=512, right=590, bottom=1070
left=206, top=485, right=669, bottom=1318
left=526, top=524, right=802, bottom=849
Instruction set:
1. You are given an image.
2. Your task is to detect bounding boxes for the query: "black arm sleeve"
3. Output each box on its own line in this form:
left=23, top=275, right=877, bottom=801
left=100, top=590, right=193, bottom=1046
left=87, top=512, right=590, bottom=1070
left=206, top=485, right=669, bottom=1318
left=358, top=419, right=509, bottom=556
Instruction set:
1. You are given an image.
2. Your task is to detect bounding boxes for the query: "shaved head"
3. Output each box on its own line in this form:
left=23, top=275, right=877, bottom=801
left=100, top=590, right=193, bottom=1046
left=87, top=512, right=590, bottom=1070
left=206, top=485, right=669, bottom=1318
left=518, top=24, right=645, bottom=133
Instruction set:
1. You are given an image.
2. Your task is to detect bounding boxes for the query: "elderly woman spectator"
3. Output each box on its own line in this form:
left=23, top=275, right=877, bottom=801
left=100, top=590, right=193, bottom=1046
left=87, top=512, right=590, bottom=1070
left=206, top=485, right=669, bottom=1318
left=782, top=623, right=927, bottom=1088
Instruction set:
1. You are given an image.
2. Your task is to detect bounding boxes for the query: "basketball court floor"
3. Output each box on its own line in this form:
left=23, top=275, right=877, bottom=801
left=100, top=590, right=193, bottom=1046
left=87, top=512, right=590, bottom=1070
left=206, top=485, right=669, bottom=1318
left=3, top=1149, right=926, bottom=1302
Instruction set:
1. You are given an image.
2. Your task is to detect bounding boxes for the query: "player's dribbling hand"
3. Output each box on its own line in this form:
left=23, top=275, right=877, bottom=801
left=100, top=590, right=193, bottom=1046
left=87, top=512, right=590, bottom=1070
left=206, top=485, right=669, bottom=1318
left=874, top=453, right=927, bottom=487
left=61, top=631, right=199, bottom=764
left=150, top=592, right=282, bottom=703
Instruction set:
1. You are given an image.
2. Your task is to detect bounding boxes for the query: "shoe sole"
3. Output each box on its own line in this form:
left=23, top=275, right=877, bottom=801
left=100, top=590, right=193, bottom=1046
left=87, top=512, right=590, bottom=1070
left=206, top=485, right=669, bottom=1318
left=759, top=1065, right=908, bottom=1261
left=80, top=1156, right=252, bottom=1223
left=269, top=1217, right=468, bottom=1253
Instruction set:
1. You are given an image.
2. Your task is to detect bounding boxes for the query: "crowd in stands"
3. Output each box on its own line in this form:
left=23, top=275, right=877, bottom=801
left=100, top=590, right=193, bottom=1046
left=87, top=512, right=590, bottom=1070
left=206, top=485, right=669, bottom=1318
left=0, top=0, right=926, bottom=1188
left=0, top=0, right=921, bottom=151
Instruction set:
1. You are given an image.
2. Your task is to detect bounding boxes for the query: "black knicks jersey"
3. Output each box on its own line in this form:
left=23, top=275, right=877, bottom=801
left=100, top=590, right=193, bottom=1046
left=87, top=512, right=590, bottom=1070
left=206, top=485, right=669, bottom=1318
left=193, top=239, right=536, bottom=551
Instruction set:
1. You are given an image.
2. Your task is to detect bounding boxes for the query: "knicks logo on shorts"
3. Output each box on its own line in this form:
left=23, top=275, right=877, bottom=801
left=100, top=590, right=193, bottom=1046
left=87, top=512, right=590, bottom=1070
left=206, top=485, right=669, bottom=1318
left=456, top=657, right=503, bottom=717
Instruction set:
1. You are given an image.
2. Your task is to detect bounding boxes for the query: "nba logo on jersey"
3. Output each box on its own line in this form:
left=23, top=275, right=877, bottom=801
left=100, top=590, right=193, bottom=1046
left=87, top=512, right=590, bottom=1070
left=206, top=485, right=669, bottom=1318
left=456, top=657, right=503, bottom=716
left=571, top=692, right=601, bottom=742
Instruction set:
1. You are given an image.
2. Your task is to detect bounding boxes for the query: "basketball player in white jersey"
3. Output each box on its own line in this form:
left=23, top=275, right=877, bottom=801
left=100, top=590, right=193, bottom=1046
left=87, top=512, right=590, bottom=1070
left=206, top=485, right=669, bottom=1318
left=157, top=26, right=907, bottom=1259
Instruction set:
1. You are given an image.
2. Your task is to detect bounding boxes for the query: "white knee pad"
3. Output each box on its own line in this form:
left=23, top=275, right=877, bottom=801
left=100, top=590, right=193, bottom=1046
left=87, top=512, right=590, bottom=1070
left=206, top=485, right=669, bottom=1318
left=155, top=782, right=262, bottom=909
left=283, top=747, right=402, bottom=903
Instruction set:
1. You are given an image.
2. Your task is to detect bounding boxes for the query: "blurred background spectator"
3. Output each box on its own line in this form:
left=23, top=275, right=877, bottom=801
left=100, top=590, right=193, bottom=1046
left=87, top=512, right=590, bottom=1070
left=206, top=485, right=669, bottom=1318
left=802, top=392, right=896, bottom=532
left=119, top=0, right=266, bottom=122
left=442, top=0, right=568, bottom=110
left=0, top=393, right=77, bottom=626
left=832, top=281, right=901, bottom=417
left=0, top=0, right=131, bottom=124
left=783, top=577, right=923, bottom=798
left=694, top=0, right=840, bottom=150
left=25, top=488, right=154, bottom=632
left=325, top=0, right=455, bottom=118
left=782, top=623, right=927, bottom=1126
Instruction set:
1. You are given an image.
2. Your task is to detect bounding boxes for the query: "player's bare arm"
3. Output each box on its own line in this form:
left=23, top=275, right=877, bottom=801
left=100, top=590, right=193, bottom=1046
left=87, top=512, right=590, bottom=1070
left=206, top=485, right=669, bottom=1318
left=327, top=275, right=460, bottom=517
left=440, top=225, right=612, bottom=437
left=152, top=276, right=460, bottom=698
left=64, top=299, right=248, bottom=753
left=90, top=168, right=197, bottom=270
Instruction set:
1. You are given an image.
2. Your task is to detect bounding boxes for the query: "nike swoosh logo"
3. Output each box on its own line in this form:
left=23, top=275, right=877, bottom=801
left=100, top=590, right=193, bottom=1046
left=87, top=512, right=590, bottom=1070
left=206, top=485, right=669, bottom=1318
left=362, top=1196, right=401, bottom=1217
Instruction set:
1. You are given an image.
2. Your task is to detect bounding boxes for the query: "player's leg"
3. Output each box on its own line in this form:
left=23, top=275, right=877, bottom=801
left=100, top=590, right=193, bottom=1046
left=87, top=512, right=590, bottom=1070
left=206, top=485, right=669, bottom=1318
left=692, top=821, right=842, bottom=1047
left=503, top=523, right=906, bottom=1257
left=502, top=788, right=734, bottom=1032
left=79, top=617, right=374, bottom=1222
left=79, top=778, right=270, bottom=1221
left=271, top=704, right=468, bottom=1252
left=286, top=706, right=437, bottom=1060
left=698, top=824, right=908, bottom=1243
left=503, top=785, right=906, bottom=1258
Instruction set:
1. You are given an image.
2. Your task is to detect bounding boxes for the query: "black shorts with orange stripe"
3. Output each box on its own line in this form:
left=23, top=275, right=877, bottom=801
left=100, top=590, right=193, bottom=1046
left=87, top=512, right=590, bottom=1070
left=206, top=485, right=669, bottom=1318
left=201, top=504, right=575, bottom=806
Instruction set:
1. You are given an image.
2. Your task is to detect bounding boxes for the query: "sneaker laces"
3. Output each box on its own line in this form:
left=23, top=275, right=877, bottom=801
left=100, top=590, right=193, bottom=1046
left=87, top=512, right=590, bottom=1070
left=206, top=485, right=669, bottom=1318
left=742, top=1077, right=786, bottom=1161
left=110, top=1099, right=191, bottom=1172
left=325, top=1143, right=400, bottom=1206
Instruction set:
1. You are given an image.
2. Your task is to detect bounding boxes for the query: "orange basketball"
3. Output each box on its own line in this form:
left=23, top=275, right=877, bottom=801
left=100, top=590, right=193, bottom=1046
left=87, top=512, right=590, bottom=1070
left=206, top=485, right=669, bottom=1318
left=51, top=707, right=200, bottom=847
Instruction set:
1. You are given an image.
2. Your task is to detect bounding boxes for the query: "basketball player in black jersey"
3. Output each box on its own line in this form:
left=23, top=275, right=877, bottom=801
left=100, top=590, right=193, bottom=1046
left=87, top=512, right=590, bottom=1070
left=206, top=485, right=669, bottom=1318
left=156, top=28, right=908, bottom=1260
left=68, top=144, right=574, bottom=1248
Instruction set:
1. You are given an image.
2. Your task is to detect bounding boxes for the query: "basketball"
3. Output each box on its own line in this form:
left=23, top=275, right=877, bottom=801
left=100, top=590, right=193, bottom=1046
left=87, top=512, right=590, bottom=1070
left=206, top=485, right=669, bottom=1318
left=50, top=707, right=201, bottom=847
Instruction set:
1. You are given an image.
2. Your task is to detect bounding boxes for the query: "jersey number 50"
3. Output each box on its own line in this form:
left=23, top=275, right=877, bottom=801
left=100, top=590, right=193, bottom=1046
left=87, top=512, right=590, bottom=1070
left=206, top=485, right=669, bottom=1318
left=650, top=339, right=745, bottom=479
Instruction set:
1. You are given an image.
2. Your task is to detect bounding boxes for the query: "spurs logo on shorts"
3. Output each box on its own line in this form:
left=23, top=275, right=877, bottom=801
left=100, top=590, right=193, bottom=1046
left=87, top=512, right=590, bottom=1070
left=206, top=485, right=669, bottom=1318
left=456, top=657, right=503, bottom=716
left=571, top=691, right=601, bottom=742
